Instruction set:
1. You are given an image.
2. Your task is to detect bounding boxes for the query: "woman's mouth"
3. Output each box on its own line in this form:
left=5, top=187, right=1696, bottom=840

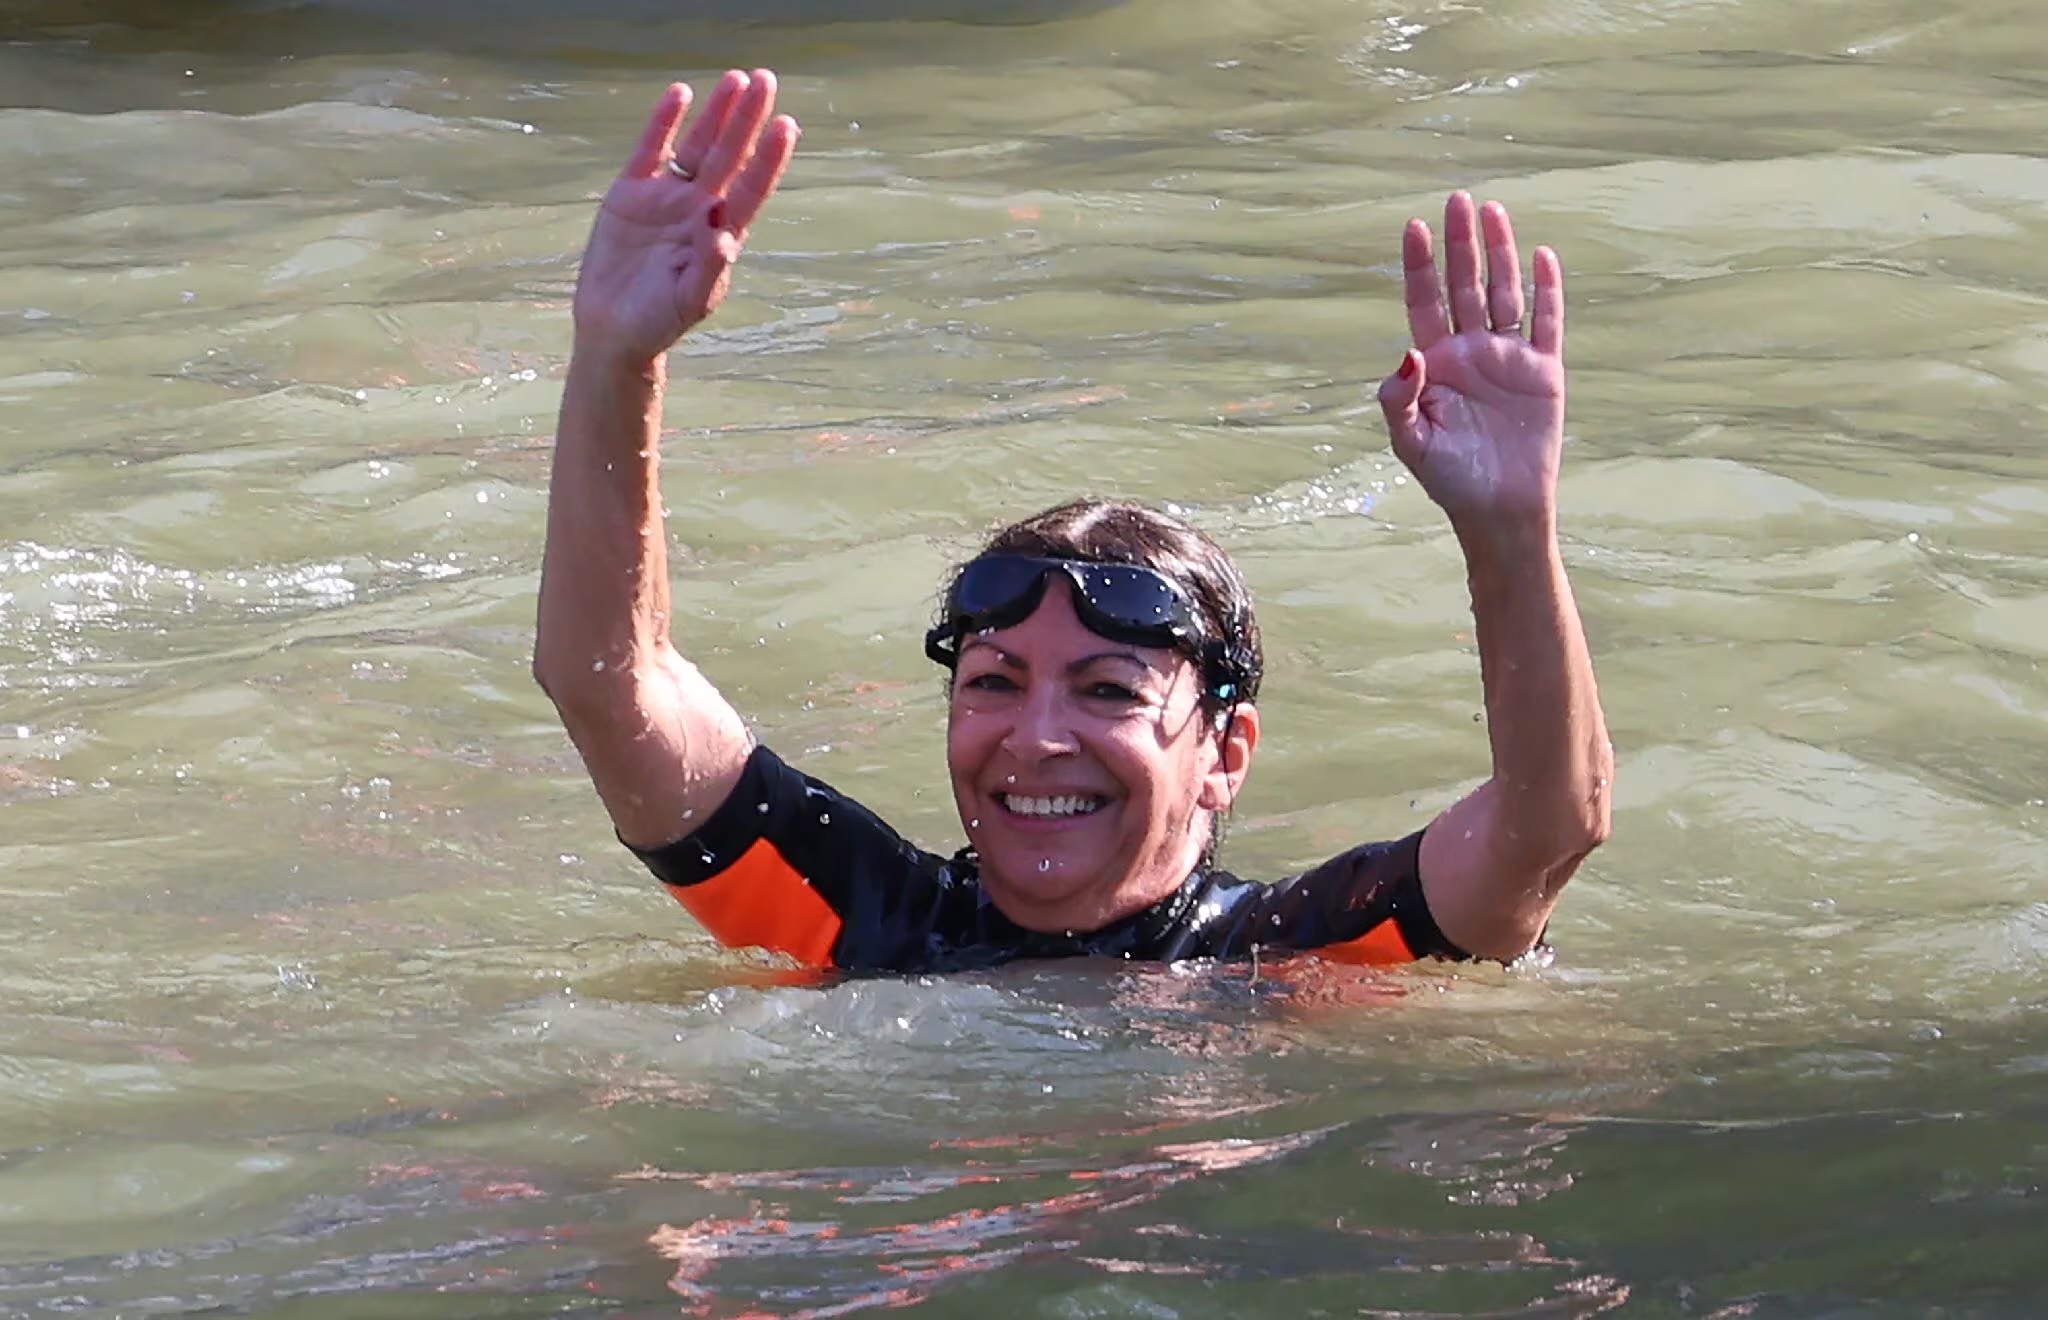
left=995, top=792, right=1107, bottom=820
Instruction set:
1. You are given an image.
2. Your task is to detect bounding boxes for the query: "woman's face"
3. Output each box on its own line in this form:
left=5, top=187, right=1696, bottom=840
left=945, top=577, right=1258, bottom=934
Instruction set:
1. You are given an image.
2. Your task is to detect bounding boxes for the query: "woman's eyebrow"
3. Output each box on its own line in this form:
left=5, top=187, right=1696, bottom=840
left=957, top=638, right=1025, bottom=668
left=957, top=642, right=1161, bottom=678
left=1066, top=651, right=1157, bottom=678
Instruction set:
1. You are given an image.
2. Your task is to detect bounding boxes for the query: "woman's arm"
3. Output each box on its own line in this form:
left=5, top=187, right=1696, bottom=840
left=1376, top=193, right=1614, bottom=961
left=533, top=71, right=799, bottom=849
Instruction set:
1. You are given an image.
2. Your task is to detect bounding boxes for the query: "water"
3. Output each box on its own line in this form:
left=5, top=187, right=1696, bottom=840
left=2, top=0, right=2043, bottom=1314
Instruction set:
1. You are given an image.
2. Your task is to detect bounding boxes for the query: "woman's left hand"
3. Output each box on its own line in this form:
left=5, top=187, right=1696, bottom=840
left=1377, top=193, right=1566, bottom=531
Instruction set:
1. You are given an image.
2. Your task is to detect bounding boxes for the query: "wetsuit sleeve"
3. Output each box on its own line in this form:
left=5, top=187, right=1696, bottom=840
left=624, top=744, right=940, bottom=970
left=1241, top=830, right=1472, bottom=965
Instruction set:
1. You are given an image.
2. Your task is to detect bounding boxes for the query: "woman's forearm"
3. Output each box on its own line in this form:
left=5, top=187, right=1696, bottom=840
left=534, top=349, right=753, bottom=848
left=1420, top=515, right=1613, bottom=959
left=534, top=351, right=674, bottom=706
left=1461, top=516, right=1612, bottom=864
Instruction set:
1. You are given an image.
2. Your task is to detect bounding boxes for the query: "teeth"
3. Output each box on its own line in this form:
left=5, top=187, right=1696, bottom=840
left=1002, top=793, right=1100, bottom=818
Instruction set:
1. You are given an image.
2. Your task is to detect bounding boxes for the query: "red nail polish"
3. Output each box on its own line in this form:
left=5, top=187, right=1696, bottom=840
left=1397, top=353, right=1418, bottom=380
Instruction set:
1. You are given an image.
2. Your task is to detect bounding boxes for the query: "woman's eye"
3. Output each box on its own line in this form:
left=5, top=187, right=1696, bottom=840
left=962, top=672, right=1018, bottom=693
left=1086, top=682, right=1141, bottom=702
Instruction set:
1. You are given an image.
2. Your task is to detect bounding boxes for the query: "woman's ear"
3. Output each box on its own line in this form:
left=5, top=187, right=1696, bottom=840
left=1198, top=702, right=1260, bottom=812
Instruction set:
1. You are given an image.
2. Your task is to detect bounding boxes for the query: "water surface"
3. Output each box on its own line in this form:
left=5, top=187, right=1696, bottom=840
left=1, top=0, right=2043, bottom=1314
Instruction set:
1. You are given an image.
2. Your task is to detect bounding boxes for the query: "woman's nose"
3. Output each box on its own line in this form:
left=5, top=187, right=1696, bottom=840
left=1004, top=681, right=1077, bottom=757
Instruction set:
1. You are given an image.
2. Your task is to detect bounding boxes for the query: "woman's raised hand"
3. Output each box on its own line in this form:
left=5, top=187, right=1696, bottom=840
left=1377, top=193, right=1566, bottom=531
left=571, top=70, right=799, bottom=366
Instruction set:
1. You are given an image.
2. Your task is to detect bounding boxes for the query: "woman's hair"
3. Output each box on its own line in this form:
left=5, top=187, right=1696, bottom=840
left=945, top=498, right=1264, bottom=718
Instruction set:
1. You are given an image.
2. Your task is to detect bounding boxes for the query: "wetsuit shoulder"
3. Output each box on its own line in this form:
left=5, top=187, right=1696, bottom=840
left=625, top=744, right=962, bottom=971
left=1197, top=830, right=1472, bottom=964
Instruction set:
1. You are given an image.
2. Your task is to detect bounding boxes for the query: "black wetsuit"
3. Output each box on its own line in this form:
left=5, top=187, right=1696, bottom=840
left=629, top=745, right=1470, bottom=974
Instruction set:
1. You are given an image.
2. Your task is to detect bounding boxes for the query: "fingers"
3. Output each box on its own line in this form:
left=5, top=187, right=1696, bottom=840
left=1442, top=192, right=1487, bottom=336
left=1481, top=200, right=1524, bottom=333
left=694, top=68, right=777, bottom=197
left=625, top=83, right=691, bottom=178
left=1530, top=245, right=1565, bottom=357
left=676, top=228, right=745, bottom=322
left=1407, top=193, right=1555, bottom=346
left=719, top=114, right=800, bottom=235
left=669, top=69, right=749, bottom=178
left=1402, top=219, right=1452, bottom=348
left=1376, top=349, right=1426, bottom=456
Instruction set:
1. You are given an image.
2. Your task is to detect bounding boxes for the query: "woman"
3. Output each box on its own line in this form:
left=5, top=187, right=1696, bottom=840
left=534, top=69, right=1613, bottom=972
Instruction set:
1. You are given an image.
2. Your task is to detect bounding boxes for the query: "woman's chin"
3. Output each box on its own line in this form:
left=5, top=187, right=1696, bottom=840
left=976, top=855, right=1108, bottom=932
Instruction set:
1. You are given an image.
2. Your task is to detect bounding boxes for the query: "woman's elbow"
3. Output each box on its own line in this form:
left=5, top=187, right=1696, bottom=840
left=1579, top=785, right=1613, bottom=854
left=1555, top=748, right=1615, bottom=856
left=1541, top=781, right=1611, bottom=886
left=533, top=632, right=632, bottom=711
left=532, top=647, right=631, bottom=729
left=532, top=651, right=592, bottom=716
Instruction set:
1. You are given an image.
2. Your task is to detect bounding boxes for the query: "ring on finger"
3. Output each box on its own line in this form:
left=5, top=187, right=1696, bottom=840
left=665, top=157, right=697, bottom=183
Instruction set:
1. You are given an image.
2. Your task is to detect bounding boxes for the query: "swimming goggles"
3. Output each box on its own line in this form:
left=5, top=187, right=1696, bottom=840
left=924, top=554, right=1257, bottom=701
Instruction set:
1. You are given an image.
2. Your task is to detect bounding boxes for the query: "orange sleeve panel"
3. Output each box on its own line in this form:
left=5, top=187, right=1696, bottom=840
left=1313, top=917, right=1416, bottom=966
left=666, top=838, right=844, bottom=969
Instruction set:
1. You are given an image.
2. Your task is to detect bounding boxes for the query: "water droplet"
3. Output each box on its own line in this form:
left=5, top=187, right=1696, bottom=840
left=969, top=818, right=981, bottom=829
left=819, top=812, right=831, bottom=825
left=757, top=801, right=770, bottom=814
left=1038, top=859, right=1052, bottom=873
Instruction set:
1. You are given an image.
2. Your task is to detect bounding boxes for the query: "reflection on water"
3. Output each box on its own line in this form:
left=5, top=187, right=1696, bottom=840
left=2, top=0, right=2045, bottom=1312
left=1, top=983, right=2035, bottom=1315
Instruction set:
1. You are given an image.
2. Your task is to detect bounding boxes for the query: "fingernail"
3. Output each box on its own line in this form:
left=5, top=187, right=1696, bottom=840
left=705, top=201, right=726, bottom=230
left=1397, top=352, right=1418, bottom=380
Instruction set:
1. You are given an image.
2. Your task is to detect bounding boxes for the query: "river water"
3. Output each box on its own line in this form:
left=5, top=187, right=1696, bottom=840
left=1, top=0, right=2043, bottom=1314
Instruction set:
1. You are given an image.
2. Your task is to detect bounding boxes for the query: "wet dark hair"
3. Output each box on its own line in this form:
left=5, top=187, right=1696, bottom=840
left=938, top=498, right=1264, bottom=719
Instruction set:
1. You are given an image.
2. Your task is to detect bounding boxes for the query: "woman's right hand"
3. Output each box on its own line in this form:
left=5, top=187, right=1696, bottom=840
left=571, top=70, right=799, bottom=366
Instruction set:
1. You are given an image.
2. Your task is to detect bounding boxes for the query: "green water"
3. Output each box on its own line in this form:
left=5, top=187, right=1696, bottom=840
left=0, top=0, right=2042, bottom=1314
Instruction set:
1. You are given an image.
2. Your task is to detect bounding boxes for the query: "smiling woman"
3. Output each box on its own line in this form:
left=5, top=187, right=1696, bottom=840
left=930, top=503, right=1265, bottom=938
left=534, top=68, right=1615, bottom=973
